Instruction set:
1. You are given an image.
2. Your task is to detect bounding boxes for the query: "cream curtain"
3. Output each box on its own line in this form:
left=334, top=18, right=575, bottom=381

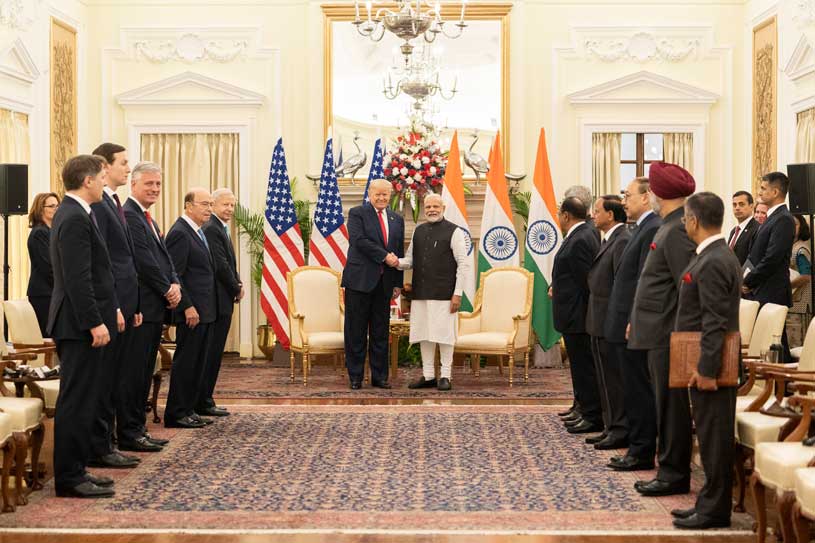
left=592, top=133, right=620, bottom=198
left=796, top=108, right=815, bottom=162
left=0, top=108, right=31, bottom=300
left=663, top=133, right=694, bottom=172
left=140, top=133, right=241, bottom=352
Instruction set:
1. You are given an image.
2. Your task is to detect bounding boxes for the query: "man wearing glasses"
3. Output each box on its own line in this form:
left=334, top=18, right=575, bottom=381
left=164, top=188, right=218, bottom=429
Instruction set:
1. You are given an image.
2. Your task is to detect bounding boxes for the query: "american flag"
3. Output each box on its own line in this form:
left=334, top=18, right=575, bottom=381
left=308, top=138, right=349, bottom=270
left=362, top=138, right=385, bottom=204
left=261, top=138, right=305, bottom=350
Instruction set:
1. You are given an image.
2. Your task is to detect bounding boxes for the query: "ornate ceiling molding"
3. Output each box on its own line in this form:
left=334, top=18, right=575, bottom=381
left=584, top=32, right=701, bottom=63
left=568, top=70, right=719, bottom=105
left=115, top=27, right=271, bottom=63
left=134, top=33, right=248, bottom=63
left=116, top=71, right=265, bottom=107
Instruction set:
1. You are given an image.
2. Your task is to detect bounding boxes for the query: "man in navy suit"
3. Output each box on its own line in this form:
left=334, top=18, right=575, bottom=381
left=87, top=143, right=148, bottom=467
left=342, top=179, right=404, bottom=389
left=743, top=172, right=796, bottom=360
left=164, top=188, right=218, bottom=428
left=728, top=191, right=759, bottom=266
left=48, top=155, right=118, bottom=498
left=124, top=163, right=181, bottom=444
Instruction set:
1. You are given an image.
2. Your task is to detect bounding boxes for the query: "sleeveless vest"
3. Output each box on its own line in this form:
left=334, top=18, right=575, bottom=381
left=411, top=219, right=458, bottom=300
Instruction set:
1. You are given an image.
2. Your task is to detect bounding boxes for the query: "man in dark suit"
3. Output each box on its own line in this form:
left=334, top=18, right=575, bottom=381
left=48, top=154, right=117, bottom=498
left=629, top=162, right=697, bottom=497
left=164, top=188, right=218, bottom=428
left=124, top=162, right=180, bottom=446
left=87, top=143, right=149, bottom=467
left=200, top=188, right=243, bottom=417
left=342, top=178, right=404, bottom=389
left=586, top=195, right=630, bottom=450
left=606, top=177, right=662, bottom=472
left=743, top=172, right=796, bottom=360
left=727, top=191, right=758, bottom=266
left=670, top=192, right=741, bottom=529
left=551, top=197, right=602, bottom=434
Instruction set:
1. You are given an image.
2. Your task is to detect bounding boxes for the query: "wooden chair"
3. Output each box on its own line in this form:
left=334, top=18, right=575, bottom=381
left=739, top=299, right=760, bottom=349
left=454, top=267, right=533, bottom=386
left=287, top=266, right=345, bottom=385
left=737, top=303, right=790, bottom=413
left=0, top=412, right=14, bottom=512
left=792, top=466, right=815, bottom=543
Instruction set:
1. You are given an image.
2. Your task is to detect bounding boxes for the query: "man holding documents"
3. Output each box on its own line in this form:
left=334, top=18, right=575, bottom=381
left=670, top=192, right=741, bottom=530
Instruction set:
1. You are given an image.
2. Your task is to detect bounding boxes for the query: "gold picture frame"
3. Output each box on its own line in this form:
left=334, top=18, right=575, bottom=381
left=752, top=16, right=777, bottom=195
left=321, top=2, right=511, bottom=178
left=50, top=17, right=77, bottom=196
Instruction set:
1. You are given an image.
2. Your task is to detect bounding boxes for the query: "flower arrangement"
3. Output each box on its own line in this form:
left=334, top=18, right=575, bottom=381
left=383, top=124, right=447, bottom=221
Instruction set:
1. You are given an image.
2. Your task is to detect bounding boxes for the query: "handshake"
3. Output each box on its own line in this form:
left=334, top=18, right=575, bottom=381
left=384, top=253, right=400, bottom=268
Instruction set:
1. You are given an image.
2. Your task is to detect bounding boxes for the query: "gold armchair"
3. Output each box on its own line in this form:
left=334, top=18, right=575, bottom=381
left=287, top=266, right=345, bottom=385
left=454, top=267, right=534, bottom=386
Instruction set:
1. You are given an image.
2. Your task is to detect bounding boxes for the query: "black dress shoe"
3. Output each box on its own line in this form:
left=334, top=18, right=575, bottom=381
left=113, top=450, right=141, bottom=462
left=563, top=412, right=582, bottom=423
left=197, top=406, right=229, bottom=417
left=673, top=513, right=730, bottom=530
left=88, top=452, right=139, bottom=469
left=671, top=507, right=696, bottom=519
left=165, top=416, right=206, bottom=429
left=350, top=381, right=362, bottom=390
left=585, top=433, right=608, bottom=445
left=594, top=437, right=629, bottom=451
left=119, top=436, right=163, bottom=452
left=55, top=481, right=115, bottom=498
left=608, top=455, right=655, bottom=471
left=567, top=420, right=604, bottom=434
left=191, top=414, right=214, bottom=425
left=558, top=406, right=577, bottom=417
left=635, top=478, right=690, bottom=496
left=143, top=433, right=169, bottom=446
left=437, top=377, right=451, bottom=391
left=564, top=417, right=585, bottom=428
left=85, top=474, right=114, bottom=487
left=408, top=377, right=437, bottom=389
left=370, top=380, right=392, bottom=389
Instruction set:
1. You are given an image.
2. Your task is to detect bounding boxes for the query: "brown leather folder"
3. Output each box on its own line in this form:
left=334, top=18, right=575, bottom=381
left=669, top=331, right=741, bottom=388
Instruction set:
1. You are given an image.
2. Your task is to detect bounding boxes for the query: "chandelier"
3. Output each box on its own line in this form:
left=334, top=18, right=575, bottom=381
left=353, top=0, right=468, bottom=60
left=382, top=45, right=457, bottom=109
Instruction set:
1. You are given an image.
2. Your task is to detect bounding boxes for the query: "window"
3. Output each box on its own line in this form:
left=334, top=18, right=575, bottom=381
left=620, top=133, right=663, bottom=181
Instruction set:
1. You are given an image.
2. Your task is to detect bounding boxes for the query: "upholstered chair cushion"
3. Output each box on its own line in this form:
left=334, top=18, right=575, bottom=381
left=288, top=268, right=342, bottom=350
left=736, top=411, right=788, bottom=448
left=4, top=300, right=46, bottom=345
left=746, top=303, right=789, bottom=358
left=36, top=381, right=59, bottom=409
left=0, top=397, right=43, bottom=432
left=740, top=299, right=760, bottom=347
left=793, top=317, right=815, bottom=371
left=455, top=332, right=512, bottom=351
left=480, top=271, right=529, bottom=334
left=795, top=468, right=815, bottom=518
left=755, top=442, right=815, bottom=491
left=0, top=412, right=11, bottom=444
left=305, top=332, right=344, bottom=350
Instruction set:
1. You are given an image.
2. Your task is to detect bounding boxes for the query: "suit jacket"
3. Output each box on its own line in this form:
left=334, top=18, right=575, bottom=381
left=604, top=212, right=662, bottom=343
left=586, top=224, right=631, bottom=338
left=165, top=217, right=218, bottom=324
left=47, top=196, right=117, bottom=340
left=727, top=218, right=759, bottom=266
left=551, top=222, right=600, bottom=335
left=124, top=198, right=179, bottom=323
left=675, top=239, right=741, bottom=378
left=26, top=224, right=53, bottom=297
left=628, top=207, right=696, bottom=350
left=744, top=204, right=795, bottom=306
left=341, top=205, right=404, bottom=293
left=203, top=216, right=241, bottom=318
left=91, top=192, right=139, bottom=317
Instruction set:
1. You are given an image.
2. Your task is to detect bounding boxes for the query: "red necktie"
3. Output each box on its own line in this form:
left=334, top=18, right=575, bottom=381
left=145, top=210, right=160, bottom=238
left=729, top=225, right=740, bottom=249
left=378, top=210, right=388, bottom=247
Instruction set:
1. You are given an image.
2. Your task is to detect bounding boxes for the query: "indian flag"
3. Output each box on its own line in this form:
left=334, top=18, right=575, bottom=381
left=524, top=128, right=562, bottom=349
left=441, top=131, right=475, bottom=312
left=478, top=131, right=520, bottom=279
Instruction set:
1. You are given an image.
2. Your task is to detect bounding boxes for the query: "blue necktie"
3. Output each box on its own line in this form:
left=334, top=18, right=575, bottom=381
left=198, top=229, right=210, bottom=251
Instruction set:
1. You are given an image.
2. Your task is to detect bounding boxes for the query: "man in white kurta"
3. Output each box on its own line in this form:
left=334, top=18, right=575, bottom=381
left=392, top=194, right=472, bottom=391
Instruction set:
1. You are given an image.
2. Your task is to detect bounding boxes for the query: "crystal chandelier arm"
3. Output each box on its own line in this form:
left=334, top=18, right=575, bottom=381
left=436, top=20, right=467, bottom=39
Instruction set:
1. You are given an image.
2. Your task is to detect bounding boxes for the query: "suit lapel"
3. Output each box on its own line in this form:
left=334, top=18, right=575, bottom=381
left=369, top=205, right=386, bottom=247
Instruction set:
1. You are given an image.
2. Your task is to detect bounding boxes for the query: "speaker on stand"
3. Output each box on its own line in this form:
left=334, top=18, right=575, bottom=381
left=0, top=164, right=29, bottom=339
left=788, top=163, right=815, bottom=327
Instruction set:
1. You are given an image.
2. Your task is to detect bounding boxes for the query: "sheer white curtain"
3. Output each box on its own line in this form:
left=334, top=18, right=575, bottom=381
left=663, top=133, right=694, bottom=172
left=796, top=108, right=815, bottom=162
left=592, top=133, right=621, bottom=198
left=0, top=108, right=31, bottom=300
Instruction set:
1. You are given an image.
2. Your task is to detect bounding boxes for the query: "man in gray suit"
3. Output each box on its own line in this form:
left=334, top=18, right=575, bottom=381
left=586, top=196, right=630, bottom=450
left=629, top=162, right=697, bottom=497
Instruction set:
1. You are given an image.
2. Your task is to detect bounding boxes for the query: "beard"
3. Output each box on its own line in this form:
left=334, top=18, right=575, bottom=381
left=425, top=213, right=443, bottom=223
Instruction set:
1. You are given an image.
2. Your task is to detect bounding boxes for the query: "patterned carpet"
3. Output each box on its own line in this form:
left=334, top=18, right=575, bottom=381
left=159, top=359, right=575, bottom=400
left=4, top=405, right=751, bottom=532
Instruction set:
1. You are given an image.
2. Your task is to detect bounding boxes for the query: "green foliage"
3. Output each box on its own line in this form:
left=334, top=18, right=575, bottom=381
left=509, top=189, right=532, bottom=230
left=396, top=336, right=422, bottom=368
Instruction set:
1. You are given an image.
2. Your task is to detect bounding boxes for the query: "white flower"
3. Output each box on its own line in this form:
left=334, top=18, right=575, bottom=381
left=400, top=167, right=409, bottom=176
left=400, top=154, right=408, bottom=161
left=429, top=166, right=437, bottom=175
left=414, top=172, right=423, bottom=181
left=422, top=156, right=430, bottom=165
left=412, top=159, right=422, bottom=169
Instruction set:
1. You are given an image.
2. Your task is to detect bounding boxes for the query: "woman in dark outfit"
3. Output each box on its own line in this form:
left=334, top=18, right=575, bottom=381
left=27, top=192, right=60, bottom=335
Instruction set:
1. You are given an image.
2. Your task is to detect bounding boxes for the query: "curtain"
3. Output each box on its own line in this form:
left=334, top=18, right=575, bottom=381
left=0, top=108, right=31, bottom=300
left=592, top=133, right=620, bottom=198
left=796, top=108, right=815, bottom=162
left=663, top=133, right=694, bottom=172
left=140, top=133, right=241, bottom=352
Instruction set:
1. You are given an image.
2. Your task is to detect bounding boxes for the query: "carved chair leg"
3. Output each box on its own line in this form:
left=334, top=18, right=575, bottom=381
left=303, top=352, right=309, bottom=386
left=496, top=355, right=504, bottom=376
left=793, top=500, right=810, bottom=543
left=778, top=490, right=797, bottom=543
left=28, top=424, right=43, bottom=491
left=290, top=350, right=296, bottom=383
left=508, top=349, right=515, bottom=387
left=151, top=372, right=162, bottom=424
left=12, top=433, right=27, bottom=506
left=733, top=445, right=747, bottom=513
left=474, top=355, right=480, bottom=378
left=1, top=439, right=14, bottom=512
left=751, top=470, right=767, bottom=543
left=524, top=350, right=530, bottom=384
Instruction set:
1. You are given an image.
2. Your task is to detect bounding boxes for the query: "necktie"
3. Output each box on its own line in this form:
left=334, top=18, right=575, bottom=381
left=111, top=193, right=126, bottom=225
left=89, top=209, right=99, bottom=230
left=729, top=225, right=740, bottom=249
left=601, top=237, right=607, bottom=247
left=224, top=223, right=230, bottom=239
left=144, top=210, right=160, bottom=239
left=198, top=229, right=210, bottom=251
left=378, top=210, right=388, bottom=247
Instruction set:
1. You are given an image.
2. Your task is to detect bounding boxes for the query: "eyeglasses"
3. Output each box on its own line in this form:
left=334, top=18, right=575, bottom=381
left=43, top=204, right=59, bottom=209
left=193, top=201, right=214, bottom=208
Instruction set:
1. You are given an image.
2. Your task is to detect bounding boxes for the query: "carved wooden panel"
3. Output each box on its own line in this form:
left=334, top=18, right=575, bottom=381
left=50, top=17, right=77, bottom=196
left=752, top=17, right=777, bottom=195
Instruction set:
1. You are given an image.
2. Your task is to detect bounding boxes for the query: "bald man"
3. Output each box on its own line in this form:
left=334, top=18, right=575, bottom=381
left=164, top=188, right=218, bottom=428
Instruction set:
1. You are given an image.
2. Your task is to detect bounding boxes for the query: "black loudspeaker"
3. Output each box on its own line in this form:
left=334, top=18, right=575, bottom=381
left=788, top=163, right=815, bottom=215
left=0, top=164, right=28, bottom=215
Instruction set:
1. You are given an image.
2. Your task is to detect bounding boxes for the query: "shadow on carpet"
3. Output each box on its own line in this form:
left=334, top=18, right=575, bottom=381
left=5, top=405, right=751, bottom=533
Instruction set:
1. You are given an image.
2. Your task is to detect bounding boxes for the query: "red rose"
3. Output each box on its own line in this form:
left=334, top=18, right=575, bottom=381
left=650, top=242, right=657, bottom=251
left=408, top=169, right=416, bottom=176
left=682, top=272, right=692, bottom=284
left=383, top=168, right=391, bottom=176
left=395, top=183, right=403, bottom=191
left=391, top=160, right=399, bottom=168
